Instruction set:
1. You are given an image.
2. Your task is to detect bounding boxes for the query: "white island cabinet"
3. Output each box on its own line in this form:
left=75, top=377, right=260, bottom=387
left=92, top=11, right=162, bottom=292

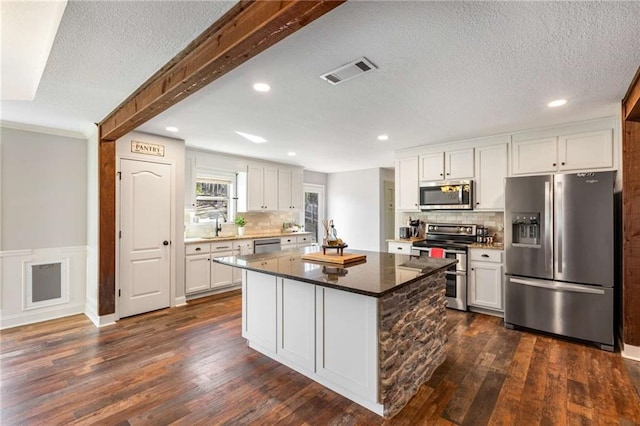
left=227, top=249, right=454, bottom=418
left=241, top=270, right=377, bottom=405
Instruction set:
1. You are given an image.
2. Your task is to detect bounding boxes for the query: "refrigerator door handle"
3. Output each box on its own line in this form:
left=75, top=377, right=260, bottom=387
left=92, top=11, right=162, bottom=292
left=555, top=181, right=563, bottom=274
left=510, top=277, right=605, bottom=295
left=544, top=181, right=552, bottom=273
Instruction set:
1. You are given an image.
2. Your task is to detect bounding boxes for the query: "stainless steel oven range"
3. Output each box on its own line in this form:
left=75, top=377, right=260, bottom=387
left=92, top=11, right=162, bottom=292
left=412, top=223, right=477, bottom=311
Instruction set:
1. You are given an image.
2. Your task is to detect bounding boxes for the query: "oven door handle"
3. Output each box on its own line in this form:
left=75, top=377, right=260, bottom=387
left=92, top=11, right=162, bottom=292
left=444, top=249, right=466, bottom=255
left=445, top=271, right=466, bottom=276
left=412, top=247, right=466, bottom=255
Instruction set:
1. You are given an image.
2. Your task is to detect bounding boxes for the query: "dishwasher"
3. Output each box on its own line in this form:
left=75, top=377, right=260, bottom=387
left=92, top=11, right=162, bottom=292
left=254, top=238, right=281, bottom=254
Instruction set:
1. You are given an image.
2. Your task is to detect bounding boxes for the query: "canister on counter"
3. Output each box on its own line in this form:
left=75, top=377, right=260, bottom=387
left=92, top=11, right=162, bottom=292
left=476, top=226, right=488, bottom=243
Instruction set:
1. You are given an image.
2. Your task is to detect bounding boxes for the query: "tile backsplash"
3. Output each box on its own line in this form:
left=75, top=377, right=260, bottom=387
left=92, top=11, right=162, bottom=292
left=236, top=211, right=300, bottom=235
left=185, top=210, right=301, bottom=238
left=401, top=211, right=504, bottom=242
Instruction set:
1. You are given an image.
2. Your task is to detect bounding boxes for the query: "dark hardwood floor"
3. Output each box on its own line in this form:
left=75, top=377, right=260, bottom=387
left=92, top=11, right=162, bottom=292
left=2, top=291, right=639, bottom=425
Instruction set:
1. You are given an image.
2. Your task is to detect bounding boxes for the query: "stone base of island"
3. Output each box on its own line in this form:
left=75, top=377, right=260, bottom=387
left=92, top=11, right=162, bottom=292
left=214, top=248, right=455, bottom=418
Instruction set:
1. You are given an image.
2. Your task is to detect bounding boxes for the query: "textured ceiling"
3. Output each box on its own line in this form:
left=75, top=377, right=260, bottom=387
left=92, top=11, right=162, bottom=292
left=3, top=1, right=640, bottom=173
left=0, top=0, right=235, bottom=135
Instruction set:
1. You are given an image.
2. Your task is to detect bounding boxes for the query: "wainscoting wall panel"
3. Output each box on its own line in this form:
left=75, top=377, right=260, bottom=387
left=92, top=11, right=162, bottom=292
left=0, top=246, right=86, bottom=329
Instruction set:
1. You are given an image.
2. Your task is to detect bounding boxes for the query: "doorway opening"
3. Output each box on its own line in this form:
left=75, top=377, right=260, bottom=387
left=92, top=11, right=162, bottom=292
left=303, top=184, right=325, bottom=245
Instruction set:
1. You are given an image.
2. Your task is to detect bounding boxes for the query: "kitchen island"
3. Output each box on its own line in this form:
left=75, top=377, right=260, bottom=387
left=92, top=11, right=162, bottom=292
left=214, top=248, right=455, bottom=418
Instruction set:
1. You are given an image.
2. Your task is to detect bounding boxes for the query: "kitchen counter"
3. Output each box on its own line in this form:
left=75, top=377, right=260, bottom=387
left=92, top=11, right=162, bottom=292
left=226, top=246, right=453, bottom=417
left=185, top=231, right=311, bottom=244
left=385, top=237, right=426, bottom=243
left=214, top=246, right=455, bottom=297
left=467, top=242, right=504, bottom=250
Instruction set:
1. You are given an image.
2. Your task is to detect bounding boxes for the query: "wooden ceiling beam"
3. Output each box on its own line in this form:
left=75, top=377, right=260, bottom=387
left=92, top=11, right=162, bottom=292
left=623, top=66, right=640, bottom=122
left=99, top=0, right=346, bottom=141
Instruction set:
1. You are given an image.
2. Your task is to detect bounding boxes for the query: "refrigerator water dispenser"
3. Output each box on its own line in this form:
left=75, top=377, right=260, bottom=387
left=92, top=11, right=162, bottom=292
left=512, top=213, right=540, bottom=246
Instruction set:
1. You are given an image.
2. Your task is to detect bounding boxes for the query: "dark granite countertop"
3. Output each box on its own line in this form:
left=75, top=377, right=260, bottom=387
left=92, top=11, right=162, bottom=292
left=213, top=247, right=456, bottom=298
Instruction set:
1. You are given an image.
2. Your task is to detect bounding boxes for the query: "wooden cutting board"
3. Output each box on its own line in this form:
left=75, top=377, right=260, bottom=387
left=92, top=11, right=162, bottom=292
left=301, top=252, right=366, bottom=265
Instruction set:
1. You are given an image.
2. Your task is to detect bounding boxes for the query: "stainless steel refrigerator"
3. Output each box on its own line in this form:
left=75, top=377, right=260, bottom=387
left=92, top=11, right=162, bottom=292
left=504, top=171, right=615, bottom=351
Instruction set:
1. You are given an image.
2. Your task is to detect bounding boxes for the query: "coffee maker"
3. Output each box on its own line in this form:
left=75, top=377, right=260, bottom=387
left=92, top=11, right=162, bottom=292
left=408, top=217, right=421, bottom=238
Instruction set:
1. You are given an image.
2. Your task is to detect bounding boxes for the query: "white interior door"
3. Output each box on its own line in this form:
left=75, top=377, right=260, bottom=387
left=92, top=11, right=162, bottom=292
left=119, top=159, right=171, bottom=318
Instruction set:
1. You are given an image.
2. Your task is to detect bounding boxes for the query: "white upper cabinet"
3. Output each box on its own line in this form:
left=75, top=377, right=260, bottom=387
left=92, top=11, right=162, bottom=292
left=511, top=137, right=557, bottom=175
left=558, top=129, right=614, bottom=172
left=419, top=153, right=444, bottom=181
left=395, top=157, right=419, bottom=211
left=475, top=143, right=508, bottom=211
left=512, top=129, right=613, bottom=175
left=246, top=164, right=278, bottom=211
left=278, top=168, right=304, bottom=211
left=419, top=148, right=474, bottom=181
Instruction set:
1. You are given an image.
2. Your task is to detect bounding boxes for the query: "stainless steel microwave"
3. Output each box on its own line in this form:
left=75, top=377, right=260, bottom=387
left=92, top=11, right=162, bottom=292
left=419, top=180, right=473, bottom=210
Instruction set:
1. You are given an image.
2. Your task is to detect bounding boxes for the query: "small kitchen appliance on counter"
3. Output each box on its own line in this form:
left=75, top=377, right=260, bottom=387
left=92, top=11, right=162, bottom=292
left=399, top=227, right=411, bottom=239
left=411, top=223, right=477, bottom=311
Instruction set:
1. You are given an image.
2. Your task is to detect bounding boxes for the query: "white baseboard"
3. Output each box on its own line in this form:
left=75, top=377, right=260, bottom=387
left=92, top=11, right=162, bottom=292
left=621, top=342, right=640, bottom=361
left=174, top=296, right=187, bottom=307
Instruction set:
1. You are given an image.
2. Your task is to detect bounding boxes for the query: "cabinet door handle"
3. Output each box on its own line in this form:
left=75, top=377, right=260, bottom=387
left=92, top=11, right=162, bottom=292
left=553, top=163, right=557, bottom=167
left=471, top=267, right=475, bottom=271
left=440, top=173, right=443, bottom=176
left=482, top=254, right=489, bottom=258
left=397, top=247, right=403, bottom=250
left=561, top=162, right=566, bottom=166
left=476, top=202, right=480, bottom=205
left=195, top=247, right=201, bottom=251
left=446, top=173, right=450, bottom=176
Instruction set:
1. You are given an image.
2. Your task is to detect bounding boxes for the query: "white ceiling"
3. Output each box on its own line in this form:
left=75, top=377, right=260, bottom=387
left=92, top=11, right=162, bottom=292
left=2, top=1, right=640, bottom=173
left=1, top=0, right=67, bottom=101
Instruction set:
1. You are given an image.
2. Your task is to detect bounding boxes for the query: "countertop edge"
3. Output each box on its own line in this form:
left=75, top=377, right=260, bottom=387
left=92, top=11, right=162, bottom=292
left=185, top=231, right=311, bottom=244
left=213, top=255, right=455, bottom=298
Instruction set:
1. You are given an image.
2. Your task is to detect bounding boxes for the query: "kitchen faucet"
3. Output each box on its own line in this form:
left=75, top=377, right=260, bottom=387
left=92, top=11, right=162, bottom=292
left=215, top=212, right=227, bottom=237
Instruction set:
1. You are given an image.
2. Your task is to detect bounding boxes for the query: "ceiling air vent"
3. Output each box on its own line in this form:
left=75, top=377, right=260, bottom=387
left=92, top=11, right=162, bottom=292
left=320, top=57, right=377, bottom=86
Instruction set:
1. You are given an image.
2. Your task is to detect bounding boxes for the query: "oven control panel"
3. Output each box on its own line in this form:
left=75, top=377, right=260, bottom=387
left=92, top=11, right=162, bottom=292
left=427, top=223, right=476, bottom=236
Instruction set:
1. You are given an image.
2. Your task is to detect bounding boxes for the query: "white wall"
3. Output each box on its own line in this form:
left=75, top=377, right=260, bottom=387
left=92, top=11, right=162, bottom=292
left=1, top=127, right=87, bottom=250
left=304, top=170, right=327, bottom=186
left=1, top=125, right=88, bottom=328
left=327, top=168, right=383, bottom=251
left=85, top=130, right=100, bottom=326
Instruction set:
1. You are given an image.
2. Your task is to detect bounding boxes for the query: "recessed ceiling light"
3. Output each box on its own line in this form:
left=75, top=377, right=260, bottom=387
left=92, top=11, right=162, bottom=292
left=287, top=152, right=296, bottom=156
left=548, top=99, right=567, bottom=108
left=377, top=134, right=389, bottom=141
left=235, top=131, right=267, bottom=144
left=253, top=83, right=271, bottom=92
left=165, top=126, right=179, bottom=132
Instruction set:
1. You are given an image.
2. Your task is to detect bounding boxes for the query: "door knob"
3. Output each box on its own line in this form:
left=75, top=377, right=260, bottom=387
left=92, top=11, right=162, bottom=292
left=163, top=240, right=169, bottom=246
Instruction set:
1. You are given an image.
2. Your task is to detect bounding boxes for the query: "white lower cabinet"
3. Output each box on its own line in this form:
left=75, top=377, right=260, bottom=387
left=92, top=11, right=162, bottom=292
left=388, top=241, right=413, bottom=254
left=281, top=236, right=297, bottom=251
left=277, top=278, right=315, bottom=371
left=242, top=270, right=277, bottom=352
left=185, top=242, right=235, bottom=295
left=315, top=286, right=379, bottom=402
left=211, top=250, right=233, bottom=289
left=185, top=253, right=211, bottom=293
left=296, top=235, right=312, bottom=249
left=241, top=271, right=380, bottom=410
left=468, top=249, right=504, bottom=312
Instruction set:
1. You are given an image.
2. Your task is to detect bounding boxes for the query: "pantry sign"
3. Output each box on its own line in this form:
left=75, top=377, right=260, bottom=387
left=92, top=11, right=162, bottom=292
left=131, top=140, right=165, bottom=157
